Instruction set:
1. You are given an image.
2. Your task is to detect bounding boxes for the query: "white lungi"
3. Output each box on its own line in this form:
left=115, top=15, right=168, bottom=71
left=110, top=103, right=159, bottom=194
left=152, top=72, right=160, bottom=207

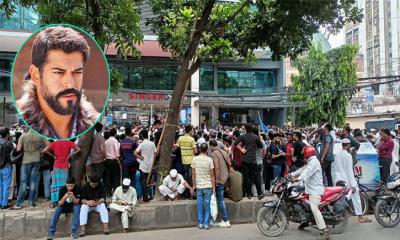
left=109, top=203, right=133, bottom=229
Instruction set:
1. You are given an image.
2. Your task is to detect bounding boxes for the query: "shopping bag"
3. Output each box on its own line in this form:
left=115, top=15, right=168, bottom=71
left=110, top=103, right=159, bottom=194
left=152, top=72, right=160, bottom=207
left=210, top=193, right=218, bottom=221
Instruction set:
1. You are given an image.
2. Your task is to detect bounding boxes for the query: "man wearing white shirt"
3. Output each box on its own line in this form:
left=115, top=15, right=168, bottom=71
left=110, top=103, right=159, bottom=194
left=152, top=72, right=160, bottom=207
left=390, top=131, right=399, bottom=175
left=104, top=128, right=121, bottom=197
left=110, top=178, right=137, bottom=233
left=332, top=139, right=371, bottom=223
left=134, top=129, right=156, bottom=202
left=159, top=169, right=193, bottom=200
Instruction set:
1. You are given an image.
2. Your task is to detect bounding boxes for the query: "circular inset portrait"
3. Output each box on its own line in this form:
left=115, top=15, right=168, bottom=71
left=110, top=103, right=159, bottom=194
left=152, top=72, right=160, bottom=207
left=11, top=24, right=109, bottom=140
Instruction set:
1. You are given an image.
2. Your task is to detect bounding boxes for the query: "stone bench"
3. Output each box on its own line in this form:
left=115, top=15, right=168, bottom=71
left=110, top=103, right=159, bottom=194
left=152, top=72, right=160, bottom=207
left=0, top=198, right=266, bottom=240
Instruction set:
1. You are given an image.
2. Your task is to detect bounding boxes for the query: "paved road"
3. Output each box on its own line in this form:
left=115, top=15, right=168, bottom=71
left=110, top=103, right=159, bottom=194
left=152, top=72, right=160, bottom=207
left=58, top=216, right=399, bottom=240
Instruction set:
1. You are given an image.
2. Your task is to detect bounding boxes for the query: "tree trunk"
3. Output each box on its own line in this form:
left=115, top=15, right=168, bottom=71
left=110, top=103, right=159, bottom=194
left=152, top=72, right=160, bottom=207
left=157, top=62, right=192, bottom=186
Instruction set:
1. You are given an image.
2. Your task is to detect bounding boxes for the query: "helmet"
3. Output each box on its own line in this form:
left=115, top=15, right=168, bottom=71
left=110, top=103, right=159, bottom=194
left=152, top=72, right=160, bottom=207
left=303, top=146, right=316, bottom=159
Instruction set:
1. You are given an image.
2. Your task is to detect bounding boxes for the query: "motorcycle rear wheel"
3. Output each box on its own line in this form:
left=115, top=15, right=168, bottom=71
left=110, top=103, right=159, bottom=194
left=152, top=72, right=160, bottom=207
left=327, top=210, right=349, bottom=234
left=374, top=199, right=400, bottom=228
left=257, top=206, right=287, bottom=237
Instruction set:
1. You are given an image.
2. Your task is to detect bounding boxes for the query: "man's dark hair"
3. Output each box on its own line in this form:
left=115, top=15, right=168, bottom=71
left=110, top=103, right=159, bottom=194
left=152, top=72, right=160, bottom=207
left=103, top=130, right=110, bottom=140
left=140, top=129, right=148, bottom=139
left=245, top=124, right=253, bottom=133
left=273, top=133, right=281, bottom=139
left=66, top=177, right=76, bottom=184
left=355, top=131, right=363, bottom=138
left=185, top=125, right=193, bottom=133
left=209, top=139, right=218, bottom=147
left=125, top=127, right=132, bottom=136
left=324, top=123, right=333, bottom=132
left=110, top=128, right=117, bottom=137
left=294, top=131, right=302, bottom=140
left=31, top=26, right=90, bottom=74
left=382, top=128, right=391, bottom=137
left=95, top=122, right=103, bottom=132
left=343, top=126, right=351, bottom=134
left=233, top=129, right=240, bottom=138
left=89, top=174, right=101, bottom=183
left=0, top=128, right=9, bottom=138
left=153, top=120, right=162, bottom=126
left=199, top=142, right=208, bottom=153
left=268, top=131, right=274, bottom=140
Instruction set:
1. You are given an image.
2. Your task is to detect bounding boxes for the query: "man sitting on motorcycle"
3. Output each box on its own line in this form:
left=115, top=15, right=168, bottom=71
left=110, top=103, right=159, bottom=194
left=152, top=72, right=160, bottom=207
left=332, top=138, right=372, bottom=223
left=291, top=146, right=330, bottom=240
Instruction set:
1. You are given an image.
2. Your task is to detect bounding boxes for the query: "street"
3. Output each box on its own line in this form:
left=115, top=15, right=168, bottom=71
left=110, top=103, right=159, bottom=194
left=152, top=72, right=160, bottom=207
left=58, top=216, right=399, bottom=240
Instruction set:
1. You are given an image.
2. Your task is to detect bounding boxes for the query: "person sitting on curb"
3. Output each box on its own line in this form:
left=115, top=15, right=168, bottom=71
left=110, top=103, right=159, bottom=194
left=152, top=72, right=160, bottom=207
left=79, top=175, right=109, bottom=237
left=47, top=177, right=81, bottom=240
left=158, top=169, right=193, bottom=201
left=109, top=178, right=137, bottom=233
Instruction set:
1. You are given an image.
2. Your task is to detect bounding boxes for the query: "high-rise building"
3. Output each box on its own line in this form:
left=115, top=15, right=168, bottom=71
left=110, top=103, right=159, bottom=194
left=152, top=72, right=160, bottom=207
left=345, top=0, right=400, bottom=129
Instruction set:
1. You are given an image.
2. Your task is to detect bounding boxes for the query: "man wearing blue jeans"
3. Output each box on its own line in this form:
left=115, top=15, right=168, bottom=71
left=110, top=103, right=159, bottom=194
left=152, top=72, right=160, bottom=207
left=47, top=177, right=81, bottom=239
left=270, top=133, right=286, bottom=179
left=210, top=140, right=231, bottom=228
left=192, top=143, right=215, bottom=230
left=0, top=128, right=14, bottom=209
left=13, top=129, right=48, bottom=209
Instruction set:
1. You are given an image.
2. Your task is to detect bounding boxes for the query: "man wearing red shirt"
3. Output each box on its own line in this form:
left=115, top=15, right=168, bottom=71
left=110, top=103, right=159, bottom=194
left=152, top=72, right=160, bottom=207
left=377, top=128, right=394, bottom=183
left=43, top=140, right=81, bottom=207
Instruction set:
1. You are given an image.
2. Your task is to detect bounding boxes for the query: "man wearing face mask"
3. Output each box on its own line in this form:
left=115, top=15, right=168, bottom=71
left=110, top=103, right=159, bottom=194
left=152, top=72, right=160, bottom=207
left=17, top=26, right=99, bottom=139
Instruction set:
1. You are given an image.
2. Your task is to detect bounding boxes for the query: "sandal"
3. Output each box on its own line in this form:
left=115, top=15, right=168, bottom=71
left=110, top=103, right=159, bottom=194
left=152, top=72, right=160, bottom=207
left=359, top=217, right=372, bottom=223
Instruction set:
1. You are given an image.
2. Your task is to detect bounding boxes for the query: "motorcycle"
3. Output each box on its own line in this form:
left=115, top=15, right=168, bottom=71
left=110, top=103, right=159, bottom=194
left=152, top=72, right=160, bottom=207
left=257, top=176, right=350, bottom=237
left=374, top=170, right=400, bottom=228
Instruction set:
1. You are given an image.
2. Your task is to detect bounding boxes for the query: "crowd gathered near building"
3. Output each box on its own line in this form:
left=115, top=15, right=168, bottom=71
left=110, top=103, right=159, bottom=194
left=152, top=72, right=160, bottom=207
left=0, top=118, right=398, bottom=239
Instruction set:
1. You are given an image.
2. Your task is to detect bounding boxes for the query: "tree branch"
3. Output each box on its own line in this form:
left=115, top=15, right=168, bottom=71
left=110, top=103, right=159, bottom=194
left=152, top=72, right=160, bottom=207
left=184, top=0, right=216, bottom=61
left=206, top=0, right=252, bottom=33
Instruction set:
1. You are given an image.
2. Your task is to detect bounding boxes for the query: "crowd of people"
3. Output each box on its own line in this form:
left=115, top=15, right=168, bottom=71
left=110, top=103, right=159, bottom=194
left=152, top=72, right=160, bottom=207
left=0, top=119, right=399, bottom=239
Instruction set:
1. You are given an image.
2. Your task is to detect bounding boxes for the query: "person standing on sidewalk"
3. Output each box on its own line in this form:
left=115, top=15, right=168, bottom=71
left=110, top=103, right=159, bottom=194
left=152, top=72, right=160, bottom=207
left=13, top=129, right=48, bottom=209
left=47, top=177, right=81, bottom=240
left=192, top=143, right=215, bottom=230
left=104, top=127, right=121, bottom=197
left=235, top=124, right=264, bottom=199
left=90, top=122, right=106, bottom=180
left=175, top=125, right=197, bottom=187
left=120, top=127, right=139, bottom=184
left=320, top=124, right=334, bottom=186
left=134, top=129, right=156, bottom=202
left=210, top=140, right=232, bottom=228
left=0, top=128, right=14, bottom=209
left=376, top=128, right=394, bottom=183
left=43, top=140, right=81, bottom=207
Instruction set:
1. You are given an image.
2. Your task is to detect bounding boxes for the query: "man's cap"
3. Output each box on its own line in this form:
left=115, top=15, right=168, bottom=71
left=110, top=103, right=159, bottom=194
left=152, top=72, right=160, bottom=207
left=170, top=169, right=178, bottom=178
left=122, top=178, right=131, bottom=186
left=342, top=138, right=351, bottom=144
left=370, top=128, right=376, bottom=132
left=391, top=131, right=396, bottom=137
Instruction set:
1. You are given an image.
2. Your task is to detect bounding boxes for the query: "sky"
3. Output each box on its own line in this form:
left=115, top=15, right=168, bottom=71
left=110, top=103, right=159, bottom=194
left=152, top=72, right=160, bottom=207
left=326, top=27, right=346, bottom=49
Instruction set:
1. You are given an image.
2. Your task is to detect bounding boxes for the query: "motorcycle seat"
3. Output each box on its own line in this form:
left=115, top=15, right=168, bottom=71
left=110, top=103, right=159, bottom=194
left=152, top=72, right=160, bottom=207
left=321, top=187, right=343, bottom=201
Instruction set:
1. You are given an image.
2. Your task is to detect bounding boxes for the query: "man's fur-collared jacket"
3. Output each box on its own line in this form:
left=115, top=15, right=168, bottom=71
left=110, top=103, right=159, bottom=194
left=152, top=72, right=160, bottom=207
left=16, top=81, right=99, bottom=138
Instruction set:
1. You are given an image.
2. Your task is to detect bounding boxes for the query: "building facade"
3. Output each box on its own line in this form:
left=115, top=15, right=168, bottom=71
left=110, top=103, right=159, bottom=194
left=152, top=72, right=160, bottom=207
left=345, top=0, right=400, bottom=129
left=0, top=4, right=287, bottom=128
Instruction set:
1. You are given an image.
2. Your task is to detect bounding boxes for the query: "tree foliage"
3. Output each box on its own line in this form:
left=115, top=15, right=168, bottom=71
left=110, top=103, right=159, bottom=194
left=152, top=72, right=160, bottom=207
left=1, top=0, right=144, bottom=92
left=290, top=43, right=359, bottom=127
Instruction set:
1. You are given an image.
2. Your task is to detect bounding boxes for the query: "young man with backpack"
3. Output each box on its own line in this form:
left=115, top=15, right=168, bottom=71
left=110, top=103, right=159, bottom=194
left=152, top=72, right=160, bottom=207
left=0, top=128, right=15, bottom=209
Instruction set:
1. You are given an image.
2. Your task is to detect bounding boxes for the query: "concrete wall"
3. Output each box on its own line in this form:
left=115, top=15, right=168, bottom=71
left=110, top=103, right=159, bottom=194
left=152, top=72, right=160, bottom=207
left=0, top=198, right=265, bottom=240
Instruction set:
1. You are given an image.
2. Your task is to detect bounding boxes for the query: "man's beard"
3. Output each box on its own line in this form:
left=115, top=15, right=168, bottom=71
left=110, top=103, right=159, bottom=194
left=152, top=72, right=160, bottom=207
left=41, top=82, right=82, bottom=115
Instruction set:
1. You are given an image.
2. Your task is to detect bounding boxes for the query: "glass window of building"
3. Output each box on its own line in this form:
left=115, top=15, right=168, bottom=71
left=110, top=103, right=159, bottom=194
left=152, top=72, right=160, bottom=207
left=112, top=64, right=179, bottom=91
left=217, top=69, right=277, bottom=94
left=0, top=6, right=40, bottom=31
left=0, top=58, right=11, bottom=92
left=199, top=66, right=214, bottom=91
